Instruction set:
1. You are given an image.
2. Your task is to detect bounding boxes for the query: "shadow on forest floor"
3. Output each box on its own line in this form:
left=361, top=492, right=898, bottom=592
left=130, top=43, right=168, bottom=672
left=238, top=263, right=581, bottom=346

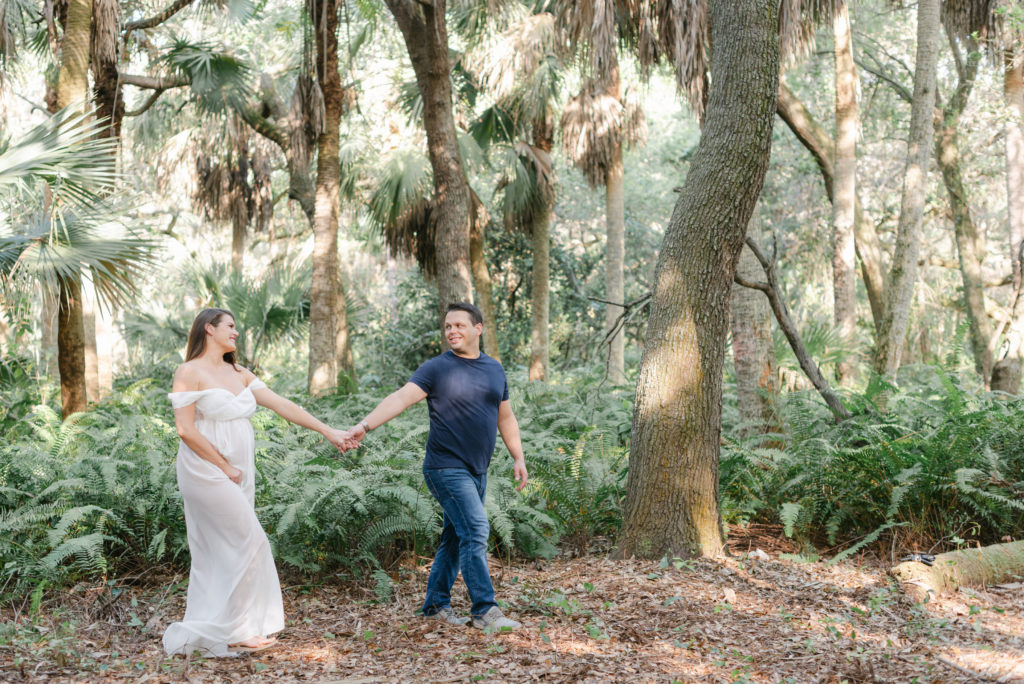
left=2, top=527, right=1022, bottom=682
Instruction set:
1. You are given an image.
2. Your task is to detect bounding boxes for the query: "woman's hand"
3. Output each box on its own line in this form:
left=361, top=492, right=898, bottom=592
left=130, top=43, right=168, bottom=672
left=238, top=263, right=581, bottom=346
left=223, top=464, right=243, bottom=485
left=325, top=428, right=359, bottom=452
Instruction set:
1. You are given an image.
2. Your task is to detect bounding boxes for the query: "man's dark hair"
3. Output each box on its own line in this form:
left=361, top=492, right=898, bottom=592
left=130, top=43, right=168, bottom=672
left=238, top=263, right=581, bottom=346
left=445, top=302, right=483, bottom=326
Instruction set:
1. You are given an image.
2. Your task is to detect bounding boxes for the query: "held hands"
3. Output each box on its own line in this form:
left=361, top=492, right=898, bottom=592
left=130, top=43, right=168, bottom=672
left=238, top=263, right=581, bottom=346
left=513, top=458, right=529, bottom=492
left=325, top=428, right=361, bottom=452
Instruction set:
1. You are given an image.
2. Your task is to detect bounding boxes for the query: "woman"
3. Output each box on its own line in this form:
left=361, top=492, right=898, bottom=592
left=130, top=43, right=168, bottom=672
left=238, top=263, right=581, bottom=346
left=164, top=308, right=353, bottom=656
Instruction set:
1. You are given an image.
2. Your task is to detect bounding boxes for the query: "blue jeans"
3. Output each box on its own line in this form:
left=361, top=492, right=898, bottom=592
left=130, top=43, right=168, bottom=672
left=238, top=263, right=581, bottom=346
left=421, top=468, right=497, bottom=617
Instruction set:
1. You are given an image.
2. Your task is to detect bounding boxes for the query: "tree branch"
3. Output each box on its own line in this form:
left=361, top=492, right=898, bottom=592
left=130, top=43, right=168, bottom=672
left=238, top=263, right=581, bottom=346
left=119, top=73, right=190, bottom=89
left=856, top=54, right=913, bottom=103
left=123, top=0, right=197, bottom=33
left=123, top=89, right=166, bottom=117
left=737, top=237, right=852, bottom=420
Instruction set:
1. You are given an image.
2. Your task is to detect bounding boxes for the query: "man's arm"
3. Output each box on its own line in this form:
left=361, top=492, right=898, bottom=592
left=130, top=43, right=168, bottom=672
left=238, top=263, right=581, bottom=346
left=497, top=400, right=528, bottom=491
left=347, top=382, right=427, bottom=442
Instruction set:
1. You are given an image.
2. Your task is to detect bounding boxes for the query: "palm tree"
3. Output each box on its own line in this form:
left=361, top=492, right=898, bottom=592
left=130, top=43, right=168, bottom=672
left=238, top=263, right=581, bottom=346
left=466, top=8, right=562, bottom=379
left=0, top=110, right=157, bottom=418
left=382, top=0, right=476, bottom=322
left=554, top=0, right=647, bottom=384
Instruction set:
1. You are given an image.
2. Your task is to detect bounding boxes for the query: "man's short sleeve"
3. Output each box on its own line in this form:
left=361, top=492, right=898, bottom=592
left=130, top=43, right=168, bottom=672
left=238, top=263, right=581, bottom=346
left=501, top=376, right=509, bottom=401
left=409, top=358, right=435, bottom=394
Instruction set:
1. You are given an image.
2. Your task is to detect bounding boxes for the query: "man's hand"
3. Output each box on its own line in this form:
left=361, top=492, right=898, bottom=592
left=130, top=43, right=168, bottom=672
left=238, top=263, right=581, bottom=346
left=513, top=458, right=529, bottom=491
left=347, top=423, right=368, bottom=444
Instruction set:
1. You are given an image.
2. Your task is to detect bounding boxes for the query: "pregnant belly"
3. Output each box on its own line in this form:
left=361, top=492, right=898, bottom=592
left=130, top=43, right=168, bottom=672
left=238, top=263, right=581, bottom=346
left=195, top=418, right=254, bottom=469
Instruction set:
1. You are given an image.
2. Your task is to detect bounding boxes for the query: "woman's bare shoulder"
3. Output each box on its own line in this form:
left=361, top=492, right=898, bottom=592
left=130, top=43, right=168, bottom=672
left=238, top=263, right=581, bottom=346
left=172, top=362, right=203, bottom=390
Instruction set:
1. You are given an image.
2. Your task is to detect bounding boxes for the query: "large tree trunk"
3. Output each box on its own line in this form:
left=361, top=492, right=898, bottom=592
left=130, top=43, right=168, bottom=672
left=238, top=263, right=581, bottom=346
left=832, top=3, right=857, bottom=383
left=873, top=0, right=941, bottom=380
left=776, top=81, right=887, bottom=334
left=58, top=282, right=88, bottom=417
left=730, top=212, right=778, bottom=437
left=996, top=51, right=1024, bottom=394
left=385, top=0, right=473, bottom=321
left=307, top=0, right=342, bottom=394
left=936, top=37, right=991, bottom=383
left=57, top=0, right=93, bottom=111
left=616, top=0, right=778, bottom=561
left=90, top=0, right=122, bottom=139
left=605, top=140, right=627, bottom=384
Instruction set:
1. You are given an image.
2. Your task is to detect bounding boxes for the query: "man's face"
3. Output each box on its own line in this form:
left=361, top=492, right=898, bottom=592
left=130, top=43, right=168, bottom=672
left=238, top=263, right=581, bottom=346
left=444, top=310, right=482, bottom=355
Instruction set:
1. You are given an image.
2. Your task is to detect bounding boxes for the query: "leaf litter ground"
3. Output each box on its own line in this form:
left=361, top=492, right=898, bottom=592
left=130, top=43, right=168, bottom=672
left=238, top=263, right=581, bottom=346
left=3, top=527, right=1022, bottom=682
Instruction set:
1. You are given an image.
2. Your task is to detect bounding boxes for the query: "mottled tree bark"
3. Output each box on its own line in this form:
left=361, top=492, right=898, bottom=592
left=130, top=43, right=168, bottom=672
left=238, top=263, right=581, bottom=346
left=605, top=140, right=626, bottom=384
left=529, top=204, right=552, bottom=381
left=57, top=0, right=92, bottom=111
left=336, top=270, right=355, bottom=386
left=307, top=0, right=342, bottom=394
left=874, top=0, right=941, bottom=380
left=616, top=0, right=778, bottom=560
left=730, top=212, right=777, bottom=437
left=58, top=282, right=88, bottom=417
left=90, top=0, right=122, bottom=140
left=385, top=0, right=474, bottom=322
left=996, top=51, right=1024, bottom=394
left=56, top=0, right=93, bottom=416
left=935, top=36, right=990, bottom=383
left=776, top=81, right=886, bottom=334
left=832, top=3, right=857, bottom=383
left=469, top=202, right=500, bottom=362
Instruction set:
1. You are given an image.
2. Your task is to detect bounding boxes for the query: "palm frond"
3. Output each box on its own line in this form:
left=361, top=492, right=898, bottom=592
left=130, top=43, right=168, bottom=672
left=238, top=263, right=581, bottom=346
left=0, top=107, right=118, bottom=206
left=160, top=38, right=252, bottom=115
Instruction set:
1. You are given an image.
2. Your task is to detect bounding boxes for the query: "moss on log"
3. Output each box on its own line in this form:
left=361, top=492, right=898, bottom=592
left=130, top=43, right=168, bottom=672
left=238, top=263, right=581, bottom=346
left=890, top=540, right=1024, bottom=602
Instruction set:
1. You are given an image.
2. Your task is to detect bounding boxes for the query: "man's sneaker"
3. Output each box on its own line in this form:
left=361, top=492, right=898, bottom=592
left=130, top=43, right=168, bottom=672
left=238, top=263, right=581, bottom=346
left=472, top=607, right=522, bottom=631
left=426, top=605, right=470, bottom=626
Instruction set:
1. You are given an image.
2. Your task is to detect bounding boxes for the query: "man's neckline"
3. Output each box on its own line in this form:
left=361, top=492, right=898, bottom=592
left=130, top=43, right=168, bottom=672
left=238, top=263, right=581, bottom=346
left=450, top=350, right=482, bottom=360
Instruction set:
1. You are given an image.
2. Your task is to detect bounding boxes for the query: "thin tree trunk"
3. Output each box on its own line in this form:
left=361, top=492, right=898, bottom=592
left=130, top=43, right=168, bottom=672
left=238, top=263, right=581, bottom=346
left=58, top=282, right=88, bottom=416
left=605, top=141, right=626, bottom=384
left=385, top=0, right=473, bottom=321
left=832, top=3, right=857, bottom=383
left=730, top=212, right=777, bottom=437
left=56, top=0, right=93, bottom=417
left=936, top=36, right=991, bottom=383
left=469, top=210, right=500, bottom=362
left=95, top=306, right=113, bottom=399
left=996, top=51, right=1024, bottom=394
left=616, top=0, right=778, bottom=561
left=83, top=282, right=99, bottom=400
left=874, top=0, right=941, bottom=380
left=529, top=204, right=552, bottom=381
left=776, top=80, right=887, bottom=334
left=232, top=213, right=246, bottom=273
left=336, top=269, right=355, bottom=387
left=307, top=0, right=342, bottom=394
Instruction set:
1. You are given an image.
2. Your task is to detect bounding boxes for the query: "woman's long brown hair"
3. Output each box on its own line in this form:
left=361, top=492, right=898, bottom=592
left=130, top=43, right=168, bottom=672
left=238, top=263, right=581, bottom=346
left=184, top=308, right=241, bottom=369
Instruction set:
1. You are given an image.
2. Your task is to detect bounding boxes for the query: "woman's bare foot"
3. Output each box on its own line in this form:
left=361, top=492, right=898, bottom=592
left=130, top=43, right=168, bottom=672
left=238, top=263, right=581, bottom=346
left=228, top=636, right=277, bottom=651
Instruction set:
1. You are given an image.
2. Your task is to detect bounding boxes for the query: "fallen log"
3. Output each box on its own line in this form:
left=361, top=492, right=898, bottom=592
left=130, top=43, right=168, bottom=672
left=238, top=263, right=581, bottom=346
left=890, top=540, right=1024, bottom=602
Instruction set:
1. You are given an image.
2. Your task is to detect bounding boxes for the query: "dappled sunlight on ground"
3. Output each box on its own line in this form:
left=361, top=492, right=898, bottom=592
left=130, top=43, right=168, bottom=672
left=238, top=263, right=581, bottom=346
left=2, top=533, right=1022, bottom=682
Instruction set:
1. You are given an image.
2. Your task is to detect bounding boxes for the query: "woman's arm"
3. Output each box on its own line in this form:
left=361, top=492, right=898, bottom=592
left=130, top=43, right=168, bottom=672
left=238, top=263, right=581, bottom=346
left=172, top=365, right=243, bottom=484
left=246, top=371, right=352, bottom=450
left=346, top=382, right=427, bottom=442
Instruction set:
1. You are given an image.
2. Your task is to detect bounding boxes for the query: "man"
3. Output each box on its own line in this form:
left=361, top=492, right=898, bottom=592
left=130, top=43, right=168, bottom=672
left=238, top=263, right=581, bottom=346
left=346, top=302, right=527, bottom=630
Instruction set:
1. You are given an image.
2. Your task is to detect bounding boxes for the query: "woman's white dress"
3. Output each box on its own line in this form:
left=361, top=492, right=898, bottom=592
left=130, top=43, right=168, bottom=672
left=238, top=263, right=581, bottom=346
left=163, top=380, right=284, bottom=657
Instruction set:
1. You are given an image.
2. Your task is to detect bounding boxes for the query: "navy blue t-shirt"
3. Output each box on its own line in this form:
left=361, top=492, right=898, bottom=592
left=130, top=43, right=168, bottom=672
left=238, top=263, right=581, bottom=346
left=409, top=350, right=510, bottom=474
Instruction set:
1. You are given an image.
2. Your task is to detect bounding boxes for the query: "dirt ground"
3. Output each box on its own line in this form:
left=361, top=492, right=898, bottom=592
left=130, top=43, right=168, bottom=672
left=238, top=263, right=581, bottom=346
left=2, top=527, right=1022, bottom=683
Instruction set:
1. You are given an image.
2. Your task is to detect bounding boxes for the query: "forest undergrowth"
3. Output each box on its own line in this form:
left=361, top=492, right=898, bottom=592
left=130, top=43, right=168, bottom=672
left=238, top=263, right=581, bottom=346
left=1, top=362, right=1022, bottom=604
